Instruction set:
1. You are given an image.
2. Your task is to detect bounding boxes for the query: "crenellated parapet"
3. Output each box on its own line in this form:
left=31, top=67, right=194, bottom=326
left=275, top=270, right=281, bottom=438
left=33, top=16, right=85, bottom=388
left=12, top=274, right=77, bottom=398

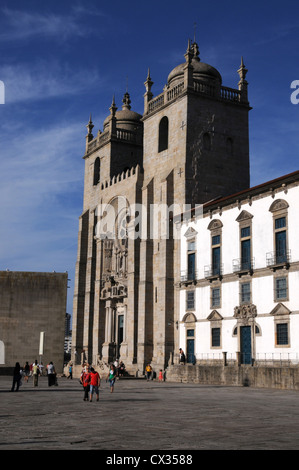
left=97, top=164, right=142, bottom=192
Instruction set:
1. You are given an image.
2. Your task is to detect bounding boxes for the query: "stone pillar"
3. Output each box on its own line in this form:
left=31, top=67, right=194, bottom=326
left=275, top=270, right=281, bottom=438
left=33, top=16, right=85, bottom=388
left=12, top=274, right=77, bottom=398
left=82, top=209, right=96, bottom=364
left=92, top=238, right=104, bottom=363
left=119, top=304, right=128, bottom=359
left=125, top=220, right=139, bottom=372
left=173, top=225, right=181, bottom=367
left=102, top=301, right=115, bottom=363
left=152, top=176, right=175, bottom=369
left=137, top=182, right=154, bottom=374
left=223, top=352, right=227, bottom=366
left=71, top=211, right=89, bottom=365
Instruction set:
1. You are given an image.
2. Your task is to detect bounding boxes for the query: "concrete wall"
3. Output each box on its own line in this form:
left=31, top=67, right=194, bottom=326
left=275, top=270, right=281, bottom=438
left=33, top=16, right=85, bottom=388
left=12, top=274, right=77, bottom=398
left=0, top=271, right=68, bottom=374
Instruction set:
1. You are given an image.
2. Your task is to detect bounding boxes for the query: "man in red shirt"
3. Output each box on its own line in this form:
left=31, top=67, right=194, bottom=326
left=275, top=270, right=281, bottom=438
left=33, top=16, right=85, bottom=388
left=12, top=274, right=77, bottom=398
left=81, top=367, right=91, bottom=401
left=89, top=367, right=101, bottom=402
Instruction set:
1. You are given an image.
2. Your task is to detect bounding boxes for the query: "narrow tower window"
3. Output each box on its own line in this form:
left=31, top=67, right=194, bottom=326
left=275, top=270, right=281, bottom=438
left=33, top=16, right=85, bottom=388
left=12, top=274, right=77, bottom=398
left=226, top=137, right=233, bottom=155
left=93, top=157, right=100, bottom=185
left=203, top=133, right=211, bottom=150
left=158, top=116, right=168, bottom=152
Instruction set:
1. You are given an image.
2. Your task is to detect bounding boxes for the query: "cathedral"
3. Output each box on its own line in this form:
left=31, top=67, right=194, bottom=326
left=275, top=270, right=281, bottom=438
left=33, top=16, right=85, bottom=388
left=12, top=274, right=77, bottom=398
left=71, top=39, right=251, bottom=375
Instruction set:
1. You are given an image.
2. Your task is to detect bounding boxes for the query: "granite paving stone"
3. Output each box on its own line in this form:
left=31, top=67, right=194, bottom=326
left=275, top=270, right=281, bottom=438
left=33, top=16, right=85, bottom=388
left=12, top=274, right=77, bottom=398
left=1, top=375, right=299, bottom=451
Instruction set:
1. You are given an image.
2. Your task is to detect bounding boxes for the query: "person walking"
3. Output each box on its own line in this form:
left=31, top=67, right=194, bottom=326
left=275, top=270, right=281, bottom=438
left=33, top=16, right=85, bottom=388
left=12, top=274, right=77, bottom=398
left=89, top=367, right=100, bottom=402
left=11, top=362, right=22, bottom=392
left=145, top=364, right=152, bottom=381
left=39, top=362, right=44, bottom=376
left=47, top=361, right=56, bottom=386
left=23, top=361, right=30, bottom=383
left=81, top=367, right=91, bottom=401
left=32, top=360, right=40, bottom=387
left=118, top=361, right=125, bottom=377
left=107, top=364, right=116, bottom=393
left=158, top=369, right=163, bottom=382
left=67, top=363, right=73, bottom=379
left=179, top=348, right=186, bottom=365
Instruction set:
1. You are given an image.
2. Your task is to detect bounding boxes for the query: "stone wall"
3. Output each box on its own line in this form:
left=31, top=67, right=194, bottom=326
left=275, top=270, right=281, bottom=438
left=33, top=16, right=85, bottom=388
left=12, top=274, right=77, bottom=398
left=0, top=271, right=67, bottom=374
left=166, top=364, right=299, bottom=390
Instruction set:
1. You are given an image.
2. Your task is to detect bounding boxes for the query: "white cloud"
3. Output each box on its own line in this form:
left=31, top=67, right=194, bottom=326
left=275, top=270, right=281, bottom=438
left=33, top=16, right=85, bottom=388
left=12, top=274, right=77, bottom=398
left=0, top=122, right=83, bottom=256
left=0, top=6, right=101, bottom=42
left=0, top=121, right=83, bottom=211
left=0, top=61, right=101, bottom=103
left=0, top=120, right=87, bottom=310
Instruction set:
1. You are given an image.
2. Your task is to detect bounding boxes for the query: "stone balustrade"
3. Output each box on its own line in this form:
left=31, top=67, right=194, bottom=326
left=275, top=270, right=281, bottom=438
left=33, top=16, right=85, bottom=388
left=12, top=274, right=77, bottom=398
left=146, top=80, right=244, bottom=116
left=220, top=86, right=241, bottom=102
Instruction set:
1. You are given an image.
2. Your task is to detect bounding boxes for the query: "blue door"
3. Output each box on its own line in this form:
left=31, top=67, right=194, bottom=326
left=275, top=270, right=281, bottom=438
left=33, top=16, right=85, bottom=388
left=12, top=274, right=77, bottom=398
left=187, top=339, right=195, bottom=364
left=188, top=253, right=196, bottom=281
left=240, top=326, right=251, bottom=364
left=212, top=246, right=220, bottom=275
left=241, top=239, right=251, bottom=270
left=276, top=231, right=286, bottom=263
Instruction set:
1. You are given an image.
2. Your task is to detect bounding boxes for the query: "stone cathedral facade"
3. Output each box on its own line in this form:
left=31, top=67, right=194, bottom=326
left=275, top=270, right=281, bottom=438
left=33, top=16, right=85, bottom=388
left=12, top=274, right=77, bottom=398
left=71, top=40, right=251, bottom=375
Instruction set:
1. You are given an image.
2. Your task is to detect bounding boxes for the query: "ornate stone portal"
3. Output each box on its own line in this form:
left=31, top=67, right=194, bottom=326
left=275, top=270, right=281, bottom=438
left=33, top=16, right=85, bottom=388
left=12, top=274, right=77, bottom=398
left=100, top=201, right=129, bottom=363
left=234, top=303, right=257, bottom=325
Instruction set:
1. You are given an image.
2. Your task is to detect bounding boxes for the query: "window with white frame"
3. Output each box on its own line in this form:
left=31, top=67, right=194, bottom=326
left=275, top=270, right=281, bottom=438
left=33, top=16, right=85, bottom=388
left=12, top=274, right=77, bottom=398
left=211, top=286, right=221, bottom=308
left=274, top=276, right=288, bottom=301
left=240, top=281, right=251, bottom=304
left=186, top=290, right=195, bottom=310
left=211, top=327, right=221, bottom=347
left=268, top=199, right=289, bottom=266
left=276, top=323, right=289, bottom=346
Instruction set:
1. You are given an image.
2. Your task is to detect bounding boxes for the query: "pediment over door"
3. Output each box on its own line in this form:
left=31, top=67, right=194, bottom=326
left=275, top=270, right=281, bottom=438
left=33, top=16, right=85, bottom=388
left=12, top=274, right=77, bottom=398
left=270, top=303, right=291, bottom=316
left=207, top=310, right=223, bottom=321
left=182, top=312, right=197, bottom=323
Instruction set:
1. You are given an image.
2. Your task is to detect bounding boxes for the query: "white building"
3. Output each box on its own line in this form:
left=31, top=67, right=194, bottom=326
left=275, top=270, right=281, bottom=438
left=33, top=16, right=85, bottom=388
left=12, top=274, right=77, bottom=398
left=178, top=170, right=299, bottom=366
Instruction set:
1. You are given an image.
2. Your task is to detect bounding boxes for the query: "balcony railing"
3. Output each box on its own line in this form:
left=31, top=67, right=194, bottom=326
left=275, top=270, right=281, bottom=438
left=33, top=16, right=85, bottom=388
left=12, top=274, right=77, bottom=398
left=232, top=258, right=255, bottom=273
left=180, top=270, right=199, bottom=283
left=266, top=250, right=291, bottom=267
left=204, top=264, right=223, bottom=279
left=191, top=352, right=299, bottom=366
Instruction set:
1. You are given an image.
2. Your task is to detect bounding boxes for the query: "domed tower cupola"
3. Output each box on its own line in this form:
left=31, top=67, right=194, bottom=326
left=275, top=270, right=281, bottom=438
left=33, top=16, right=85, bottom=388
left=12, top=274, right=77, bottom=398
left=103, top=91, right=142, bottom=133
left=167, top=40, right=222, bottom=90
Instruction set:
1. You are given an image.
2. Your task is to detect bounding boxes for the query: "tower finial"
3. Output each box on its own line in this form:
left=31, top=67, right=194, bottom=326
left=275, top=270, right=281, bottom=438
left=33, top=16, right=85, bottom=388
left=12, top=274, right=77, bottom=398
left=85, top=113, right=94, bottom=151
left=109, top=95, right=117, bottom=116
left=184, top=39, right=193, bottom=64
left=122, top=89, right=131, bottom=110
left=237, top=57, right=249, bottom=102
left=238, top=57, right=248, bottom=82
left=144, top=67, right=153, bottom=114
left=144, top=68, right=153, bottom=90
left=86, top=114, right=94, bottom=136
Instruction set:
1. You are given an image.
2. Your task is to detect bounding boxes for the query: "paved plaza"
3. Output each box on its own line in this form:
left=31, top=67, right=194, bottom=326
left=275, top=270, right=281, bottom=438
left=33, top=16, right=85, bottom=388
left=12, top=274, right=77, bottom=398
left=1, top=374, right=299, bottom=452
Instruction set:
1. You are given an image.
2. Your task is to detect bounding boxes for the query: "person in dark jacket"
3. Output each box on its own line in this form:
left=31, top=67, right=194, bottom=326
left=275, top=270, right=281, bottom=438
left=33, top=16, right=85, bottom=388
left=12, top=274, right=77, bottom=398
left=11, top=362, right=22, bottom=391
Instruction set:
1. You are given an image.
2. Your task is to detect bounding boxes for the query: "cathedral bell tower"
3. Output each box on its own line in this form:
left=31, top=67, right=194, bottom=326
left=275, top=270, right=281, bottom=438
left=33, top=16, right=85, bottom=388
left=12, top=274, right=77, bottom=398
left=138, top=39, right=251, bottom=371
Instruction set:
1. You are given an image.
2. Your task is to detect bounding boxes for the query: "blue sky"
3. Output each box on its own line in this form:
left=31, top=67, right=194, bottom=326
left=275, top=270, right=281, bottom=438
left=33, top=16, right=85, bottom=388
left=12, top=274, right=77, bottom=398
left=0, top=0, right=298, bottom=316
